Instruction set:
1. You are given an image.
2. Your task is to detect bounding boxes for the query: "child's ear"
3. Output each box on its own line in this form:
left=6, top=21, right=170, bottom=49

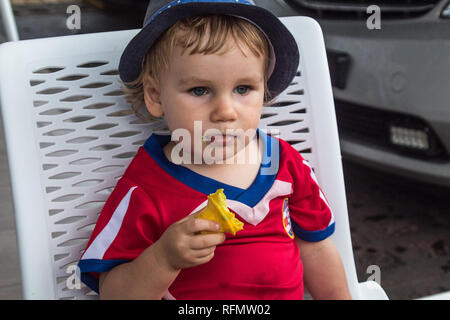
left=143, top=74, right=164, bottom=118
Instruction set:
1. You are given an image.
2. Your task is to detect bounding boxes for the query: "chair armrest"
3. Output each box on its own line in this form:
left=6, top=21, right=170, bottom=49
left=357, top=281, right=389, bottom=300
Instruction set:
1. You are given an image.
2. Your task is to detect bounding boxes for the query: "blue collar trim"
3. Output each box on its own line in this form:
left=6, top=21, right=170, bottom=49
left=143, top=128, right=278, bottom=207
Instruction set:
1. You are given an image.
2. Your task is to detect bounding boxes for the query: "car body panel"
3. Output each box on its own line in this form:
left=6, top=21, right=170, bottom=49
left=255, top=0, right=450, bottom=187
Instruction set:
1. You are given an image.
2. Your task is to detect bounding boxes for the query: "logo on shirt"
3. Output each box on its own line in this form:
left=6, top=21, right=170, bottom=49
left=282, top=198, right=294, bottom=239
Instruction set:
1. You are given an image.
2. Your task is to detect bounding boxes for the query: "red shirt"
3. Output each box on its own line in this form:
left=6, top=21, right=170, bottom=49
left=78, top=129, right=334, bottom=299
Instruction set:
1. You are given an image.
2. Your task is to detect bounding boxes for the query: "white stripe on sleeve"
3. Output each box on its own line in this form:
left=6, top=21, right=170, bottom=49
left=302, top=160, right=335, bottom=226
left=82, top=186, right=138, bottom=260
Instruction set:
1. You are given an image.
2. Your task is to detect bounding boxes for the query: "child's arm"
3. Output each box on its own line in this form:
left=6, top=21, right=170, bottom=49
left=295, top=237, right=352, bottom=300
left=98, top=215, right=225, bottom=299
left=98, top=241, right=180, bottom=299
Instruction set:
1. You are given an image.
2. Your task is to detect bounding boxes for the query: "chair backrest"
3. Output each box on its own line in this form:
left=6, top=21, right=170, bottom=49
left=0, top=16, right=364, bottom=300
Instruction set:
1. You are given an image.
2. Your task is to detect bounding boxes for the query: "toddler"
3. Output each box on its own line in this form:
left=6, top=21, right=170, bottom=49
left=78, top=0, right=351, bottom=300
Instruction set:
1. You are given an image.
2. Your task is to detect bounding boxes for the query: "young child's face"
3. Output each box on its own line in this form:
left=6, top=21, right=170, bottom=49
left=144, top=37, right=266, bottom=165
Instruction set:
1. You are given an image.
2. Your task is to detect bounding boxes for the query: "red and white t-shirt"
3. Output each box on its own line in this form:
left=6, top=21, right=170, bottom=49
left=78, top=129, right=335, bottom=299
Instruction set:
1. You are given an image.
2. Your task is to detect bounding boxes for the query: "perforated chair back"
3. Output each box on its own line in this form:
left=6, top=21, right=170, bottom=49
left=0, top=16, right=387, bottom=299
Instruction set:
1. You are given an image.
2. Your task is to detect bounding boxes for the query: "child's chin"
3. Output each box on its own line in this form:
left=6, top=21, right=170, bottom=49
left=202, top=149, right=237, bottom=165
left=203, top=146, right=255, bottom=165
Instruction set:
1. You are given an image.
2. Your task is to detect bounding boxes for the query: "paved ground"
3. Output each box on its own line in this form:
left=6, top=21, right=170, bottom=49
left=0, top=1, right=449, bottom=300
left=343, top=161, right=450, bottom=299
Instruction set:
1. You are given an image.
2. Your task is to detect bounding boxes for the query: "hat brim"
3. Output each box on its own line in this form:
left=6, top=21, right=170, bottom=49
left=118, top=3, right=299, bottom=99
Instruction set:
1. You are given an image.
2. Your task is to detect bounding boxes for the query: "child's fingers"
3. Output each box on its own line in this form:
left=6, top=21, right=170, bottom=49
left=186, top=216, right=220, bottom=234
left=192, top=246, right=216, bottom=259
left=190, top=233, right=226, bottom=250
left=195, top=251, right=215, bottom=265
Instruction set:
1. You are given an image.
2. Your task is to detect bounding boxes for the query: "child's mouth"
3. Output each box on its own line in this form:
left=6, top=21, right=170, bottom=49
left=209, top=135, right=236, bottom=146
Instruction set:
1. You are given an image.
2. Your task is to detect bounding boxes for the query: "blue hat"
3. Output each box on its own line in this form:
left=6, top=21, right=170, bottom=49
left=119, top=0, right=299, bottom=99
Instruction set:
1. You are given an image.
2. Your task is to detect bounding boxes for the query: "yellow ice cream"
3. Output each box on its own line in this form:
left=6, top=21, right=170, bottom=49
left=195, top=189, right=244, bottom=236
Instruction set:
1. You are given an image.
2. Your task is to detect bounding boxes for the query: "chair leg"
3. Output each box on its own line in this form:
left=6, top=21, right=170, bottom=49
left=0, top=0, right=20, bottom=41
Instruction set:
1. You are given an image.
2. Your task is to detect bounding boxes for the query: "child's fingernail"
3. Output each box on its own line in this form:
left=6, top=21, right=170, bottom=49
left=216, top=224, right=220, bottom=230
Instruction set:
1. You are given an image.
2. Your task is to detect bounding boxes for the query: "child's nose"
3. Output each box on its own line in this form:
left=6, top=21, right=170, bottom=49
left=210, top=95, right=238, bottom=123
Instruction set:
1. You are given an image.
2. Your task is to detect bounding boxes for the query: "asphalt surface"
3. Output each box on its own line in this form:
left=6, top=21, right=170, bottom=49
left=343, top=161, right=450, bottom=299
left=0, top=1, right=449, bottom=300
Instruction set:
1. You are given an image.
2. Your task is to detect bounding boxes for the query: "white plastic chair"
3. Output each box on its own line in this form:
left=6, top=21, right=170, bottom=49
left=0, top=16, right=388, bottom=300
left=0, top=0, right=19, bottom=41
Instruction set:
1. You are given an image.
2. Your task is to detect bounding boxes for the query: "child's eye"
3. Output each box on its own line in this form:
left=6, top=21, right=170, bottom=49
left=190, top=87, right=209, bottom=96
left=235, top=85, right=251, bottom=95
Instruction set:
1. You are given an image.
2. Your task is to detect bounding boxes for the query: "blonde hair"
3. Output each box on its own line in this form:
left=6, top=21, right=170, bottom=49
left=120, top=15, right=274, bottom=122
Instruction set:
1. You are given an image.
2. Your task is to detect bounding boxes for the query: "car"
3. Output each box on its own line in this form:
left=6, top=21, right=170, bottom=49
left=253, top=0, right=450, bottom=188
left=88, top=0, right=450, bottom=188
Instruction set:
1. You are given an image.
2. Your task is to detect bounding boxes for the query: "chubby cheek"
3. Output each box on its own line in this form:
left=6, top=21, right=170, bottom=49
left=161, top=96, right=203, bottom=129
left=164, top=113, right=204, bottom=150
left=166, top=116, right=204, bottom=138
left=244, top=105, right=264, bottom=128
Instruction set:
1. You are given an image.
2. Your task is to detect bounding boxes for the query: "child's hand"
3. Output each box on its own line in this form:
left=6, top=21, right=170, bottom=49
left=154, top=213, right=226, bottom=271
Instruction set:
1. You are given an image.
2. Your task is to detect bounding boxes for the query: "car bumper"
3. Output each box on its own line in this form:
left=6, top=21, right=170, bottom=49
left=257, top=0, right=450, bottom=186
left=340, top=136, right=450, bottom=188
left=320, top=18, right=450, bottom=187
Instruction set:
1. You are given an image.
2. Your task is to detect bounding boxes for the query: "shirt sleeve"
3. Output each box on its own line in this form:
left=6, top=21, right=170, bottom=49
left=77, top=179, right=158, bottom=293
left=288, top=152, right=335, bottom=242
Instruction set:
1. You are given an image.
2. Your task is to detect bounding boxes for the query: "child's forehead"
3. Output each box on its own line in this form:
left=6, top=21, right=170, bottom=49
left=171, top=44, right=265, bottom=69
left=160, top=41, right=267, bottom=84
left=172, top=33, right=265, bottom=61
left=172, top=20, right=268, bottom=54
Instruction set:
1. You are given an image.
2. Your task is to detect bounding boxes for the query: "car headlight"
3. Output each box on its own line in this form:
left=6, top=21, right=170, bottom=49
left=389, top=126, right=430, bottom=151
left=387, top=119, right=446, bottom=160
